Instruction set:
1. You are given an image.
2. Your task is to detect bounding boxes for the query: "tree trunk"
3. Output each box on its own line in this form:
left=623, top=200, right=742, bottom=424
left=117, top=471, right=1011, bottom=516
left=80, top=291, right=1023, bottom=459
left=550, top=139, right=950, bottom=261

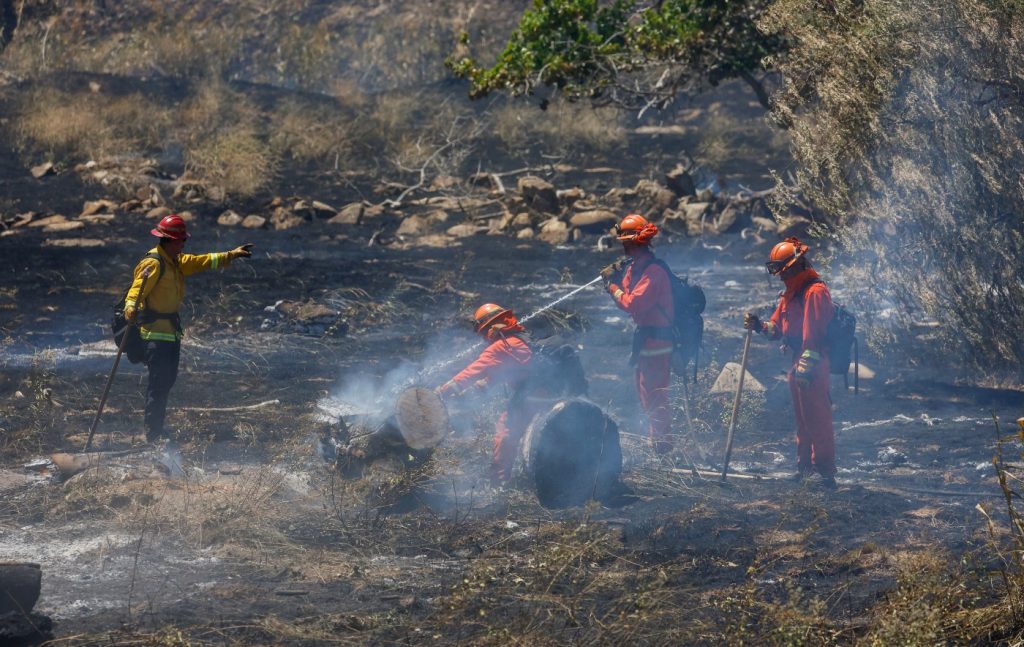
left=739, top=69, right=773, bottom=112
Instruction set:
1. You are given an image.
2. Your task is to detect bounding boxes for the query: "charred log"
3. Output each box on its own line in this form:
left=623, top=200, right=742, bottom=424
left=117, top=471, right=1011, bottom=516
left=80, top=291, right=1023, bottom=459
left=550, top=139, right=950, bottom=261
left=520, top=399, right=623, bottom=509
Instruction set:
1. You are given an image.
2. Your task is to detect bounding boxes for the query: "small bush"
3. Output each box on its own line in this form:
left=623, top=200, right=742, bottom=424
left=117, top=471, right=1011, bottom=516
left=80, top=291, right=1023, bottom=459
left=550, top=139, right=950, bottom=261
left=186, top=127, right=277, bottom=198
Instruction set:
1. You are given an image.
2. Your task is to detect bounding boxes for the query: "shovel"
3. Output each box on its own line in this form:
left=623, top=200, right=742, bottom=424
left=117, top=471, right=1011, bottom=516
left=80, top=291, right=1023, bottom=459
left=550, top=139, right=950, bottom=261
left=720, top=329, right=753, bottom=482
left=84, top=266, right=153, bottom=452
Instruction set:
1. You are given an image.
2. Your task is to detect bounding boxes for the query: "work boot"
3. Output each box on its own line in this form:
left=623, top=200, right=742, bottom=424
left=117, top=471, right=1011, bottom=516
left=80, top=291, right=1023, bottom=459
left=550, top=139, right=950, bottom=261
left=820, top=475, right=838, bottom=490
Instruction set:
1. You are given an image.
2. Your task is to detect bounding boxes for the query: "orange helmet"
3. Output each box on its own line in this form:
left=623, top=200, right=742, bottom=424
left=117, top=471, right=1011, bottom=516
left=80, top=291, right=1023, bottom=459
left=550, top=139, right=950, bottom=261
left=150, top=214, right=190, bottom=240
left=473, top=303, right=514, bottom=335
left=766, top=237, right=809, bottom=275
left=614, top=213, right=658, bottom=245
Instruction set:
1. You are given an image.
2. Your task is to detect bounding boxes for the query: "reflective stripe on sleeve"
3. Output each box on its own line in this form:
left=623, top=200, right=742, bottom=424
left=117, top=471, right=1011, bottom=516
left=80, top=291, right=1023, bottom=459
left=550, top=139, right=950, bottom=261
left=613, top=289, right=624, bottom=300
left=801, top=349, right=821, bottom=360
left=211, top=253, right=221, bottom=270
left=124, top=299, right=137, bottom=309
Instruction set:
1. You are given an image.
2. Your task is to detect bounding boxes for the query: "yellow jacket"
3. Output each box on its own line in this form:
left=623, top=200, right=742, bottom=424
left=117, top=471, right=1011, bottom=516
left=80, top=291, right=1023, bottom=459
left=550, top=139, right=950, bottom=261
left=124, top=245, right=233, bottom=342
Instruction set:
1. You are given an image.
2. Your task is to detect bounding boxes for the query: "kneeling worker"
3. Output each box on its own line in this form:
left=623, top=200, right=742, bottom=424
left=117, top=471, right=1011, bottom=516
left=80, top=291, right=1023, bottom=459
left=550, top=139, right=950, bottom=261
left=124, top=214, right=254, bottom=443
left=744, top=237, right=837, bottom=487
left=437, top=303, right=543, bottom=485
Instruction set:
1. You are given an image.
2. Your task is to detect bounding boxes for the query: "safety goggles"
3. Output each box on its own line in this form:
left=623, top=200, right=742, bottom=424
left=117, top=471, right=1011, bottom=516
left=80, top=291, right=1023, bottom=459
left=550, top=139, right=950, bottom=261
left=765, top=257, right=791, bottom=275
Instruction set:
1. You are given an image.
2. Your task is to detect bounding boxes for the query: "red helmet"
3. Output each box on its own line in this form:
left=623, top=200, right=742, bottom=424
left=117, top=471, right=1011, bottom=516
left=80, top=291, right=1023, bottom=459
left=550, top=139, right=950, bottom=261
left=614, top=213, right=658, bottom=244
left=473, top=303, right=514, bottom=335
left=766, top=237, right=809, bottom=275
left=150, top=214, right=190, bottom=240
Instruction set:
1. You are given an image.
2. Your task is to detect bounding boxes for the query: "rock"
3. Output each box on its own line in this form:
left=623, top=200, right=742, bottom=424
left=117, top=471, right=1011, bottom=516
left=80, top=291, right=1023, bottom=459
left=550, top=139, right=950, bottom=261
left=146, top=206, right=171, bottom=220
left=428, top=174, right=459, bottom=191
left=217, top=210, right=243, bottom=226
left=177, top=210, right=194, bottom=222
left=119, top=199, right=143, bottom=212
left=30, top=162, right=54, bottom=179
left=241, top=215, right=267, bottom=229
left=43, top=220, right=85, bottom=233
left=777, top=215, right=810, bottom=236
left=362, top=203, right=386, bottom=219
left=271, top=207, right=305, bottom=230
left=852, top=363, right=876, bottom=379
left=328, top=202, right=364, bottom=225
left=602, top=187, right=636, bottom=208
left=311, top=200, right=336, bottom=216
left=488, top=211, right=515, bottom=235
left=537, top=218, right=569, bottom=245
left=569, top=209, right=618, bottom=232
left=709, top=362, right=764, bottom=395
left=397, top=215, right=428, bottom=236
left=712, top=205, right=741, bottom=234
left=81, top=199, right=117, bottom=217
left=516, top=227, right=535, bottom=239
left=77, top=214, right=115, bottom=225
left=681, top=202, right=711, bottom=236
left=278, top=300, right=340, bottom=324
left=27, top=215, right=68, bottom=228
left=635, top=179, right=676, bottom=213
left=557, top=187, right=585, bottom=206
left=695, top=187, right=714, bottom=202
left=665, top=164, right=696, bottom=196
left=42, top=238, right=105, bottom=248
left=751, top=216, right=778, bottom=233
left=11, top=212, right=35, bottom=228
left=517, top=175, right=558, bottom=213
left=446, top=223, right=481, bottom=238
left=511, top=212, right=532, bottom=228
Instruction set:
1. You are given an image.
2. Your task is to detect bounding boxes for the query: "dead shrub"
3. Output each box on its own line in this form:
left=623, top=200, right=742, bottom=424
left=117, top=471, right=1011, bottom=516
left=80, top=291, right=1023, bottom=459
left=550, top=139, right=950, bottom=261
left=186, top=127, right=277, bottom=198
left=267, top=99, right=356, bottom=166
left=492, top=98, right=627, bottom=157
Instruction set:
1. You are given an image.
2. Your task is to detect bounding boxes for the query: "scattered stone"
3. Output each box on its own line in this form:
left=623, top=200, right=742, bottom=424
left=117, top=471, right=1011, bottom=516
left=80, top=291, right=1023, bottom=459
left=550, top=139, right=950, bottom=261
left=428, top=174, right=459, bottom=191
left=30, top=162, right=54, bottom=179
left=397, top=215, right=428, bottom=236
left=328, top=202, right=364, bottom=225
left=177, top=210, right=194, bottom=222
left=695, top=187, right=714, bottom=202
left=537, top=218, right=569, bottom=245
left=517, top=175, right=558, bottom=213
left=557, top=187, right=585, bottom=206
left=511, top=212, right=532, bottom=228
left=42, top=238, right=105, bottom=248
left=709, top=362, right=765, bottom=395
left=118, top=199, right=143, bottom=212
left=217, top=210, right=243, bottom=226
left=81, top=199, right=117, bottom=217
left=311, top=200, right=336, bottom=216
left=146, top=206, right=171, bottom=220
left=88, top=80, right=101, bottom=93
left=11, top=212, right=35, bottom=228
left=43, top=220, right=85, bottom=233
left=681, top=202, right=711, bottom=236
left=516, top=227, right=535, bottom=239
left=362, top=203, right=386, bottom=219
left=635, top=179, right=676, bottom=213
left=206, top=185, right=226, bottom=202
left=569, top=209, right=618, bottom=232
left=241, top=215, right=267, bottom=229
left=712, top=205, right=741, bottom=234
left=271, top=207, right=305, bottom=230
left=665, top=164, right=696, bottom=196
left=446, top=223, right=481, bottom=238
left=751, top=216, right=778, bottom=233
left=602, top=187, right=637, bottom=208
left=27, top=215, right=68, bottom=229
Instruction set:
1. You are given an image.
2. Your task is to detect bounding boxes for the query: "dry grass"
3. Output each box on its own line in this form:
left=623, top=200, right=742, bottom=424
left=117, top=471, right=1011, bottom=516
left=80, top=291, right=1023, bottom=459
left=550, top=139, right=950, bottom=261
left=267, top=99, right=356, bottom=166
left=186, top=127, right=277, bottom=198
left=492, top=98, right=627, bottom=156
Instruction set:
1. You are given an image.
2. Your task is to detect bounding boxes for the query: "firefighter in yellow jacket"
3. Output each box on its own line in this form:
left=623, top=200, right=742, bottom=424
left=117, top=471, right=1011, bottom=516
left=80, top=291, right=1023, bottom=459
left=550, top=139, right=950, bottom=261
left=124, top=214, right=253, bottom=442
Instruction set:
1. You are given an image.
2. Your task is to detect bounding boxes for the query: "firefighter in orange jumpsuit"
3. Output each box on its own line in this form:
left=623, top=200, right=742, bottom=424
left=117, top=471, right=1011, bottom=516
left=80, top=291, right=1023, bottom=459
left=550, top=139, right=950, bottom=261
left=601, top=214, right=675, bottom=454
left=438, top=304, right=542, bottom=484
left=744, top=237, right=837, bottom=487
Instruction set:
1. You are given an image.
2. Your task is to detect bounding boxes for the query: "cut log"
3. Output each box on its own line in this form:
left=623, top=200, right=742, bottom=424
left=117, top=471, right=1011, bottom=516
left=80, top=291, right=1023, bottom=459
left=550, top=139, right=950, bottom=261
left=520, top=399, right=622, bottom=509
left=0, top=563, right=41, bottom=615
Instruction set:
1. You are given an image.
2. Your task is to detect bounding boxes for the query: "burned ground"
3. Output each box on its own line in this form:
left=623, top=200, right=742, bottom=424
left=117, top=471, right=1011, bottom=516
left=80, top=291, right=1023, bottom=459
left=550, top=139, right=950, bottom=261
left=2, top=194, right=1022, bottom=644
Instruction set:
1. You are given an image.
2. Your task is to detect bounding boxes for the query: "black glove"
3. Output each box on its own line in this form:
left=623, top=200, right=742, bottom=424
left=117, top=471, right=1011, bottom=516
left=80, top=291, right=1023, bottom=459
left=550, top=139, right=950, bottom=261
left=743, top=312, right=761, bottom=332
left=600, top=258, right=630, bottom=282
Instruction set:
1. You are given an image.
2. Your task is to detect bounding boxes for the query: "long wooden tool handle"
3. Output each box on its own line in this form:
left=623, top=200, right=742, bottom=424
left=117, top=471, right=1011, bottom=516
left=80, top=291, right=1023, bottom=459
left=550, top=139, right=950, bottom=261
left=84, top=266, right=153, bottom=452
left=721, top=329, right=753, bottom=482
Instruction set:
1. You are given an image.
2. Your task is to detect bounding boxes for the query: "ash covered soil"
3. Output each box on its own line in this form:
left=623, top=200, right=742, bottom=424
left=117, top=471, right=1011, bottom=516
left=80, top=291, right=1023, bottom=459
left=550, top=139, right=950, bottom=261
left=2, top=180, right=1022, bottom=644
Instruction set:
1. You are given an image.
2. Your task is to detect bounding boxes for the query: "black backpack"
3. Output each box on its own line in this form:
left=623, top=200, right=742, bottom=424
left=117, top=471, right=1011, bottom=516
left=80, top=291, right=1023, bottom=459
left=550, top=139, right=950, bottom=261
left=651, top=259, right=706, bottom=382
left=797, top=279, right=859, bottom=392
left=111, top=253, right=165, bottom=364
left=527, top=338, right=589, bottom=399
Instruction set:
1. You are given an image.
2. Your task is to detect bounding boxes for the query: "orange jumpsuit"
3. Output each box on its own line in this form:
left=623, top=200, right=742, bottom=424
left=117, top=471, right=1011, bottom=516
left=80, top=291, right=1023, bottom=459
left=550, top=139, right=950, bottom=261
left=765, top=268, right=836, bottom=477
left=448, top=334, right=539, bottom=483
left=607, top=251, right=675, bottom=453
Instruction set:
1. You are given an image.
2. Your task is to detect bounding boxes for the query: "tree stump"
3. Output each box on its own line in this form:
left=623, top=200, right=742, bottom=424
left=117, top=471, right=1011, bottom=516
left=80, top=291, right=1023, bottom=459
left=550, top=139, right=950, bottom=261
left=0, top=563, right=41, bottom=615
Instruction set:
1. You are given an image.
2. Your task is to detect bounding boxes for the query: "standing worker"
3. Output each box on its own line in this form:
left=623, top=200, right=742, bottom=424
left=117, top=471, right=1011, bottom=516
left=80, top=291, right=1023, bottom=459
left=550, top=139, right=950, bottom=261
left=437, top=303, right=541, bottom=485
left=123, top=214, right=254, bottom=443
left=744, top=237, right=837, bottom=488
left=601, top=214, right=675, bottom=454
